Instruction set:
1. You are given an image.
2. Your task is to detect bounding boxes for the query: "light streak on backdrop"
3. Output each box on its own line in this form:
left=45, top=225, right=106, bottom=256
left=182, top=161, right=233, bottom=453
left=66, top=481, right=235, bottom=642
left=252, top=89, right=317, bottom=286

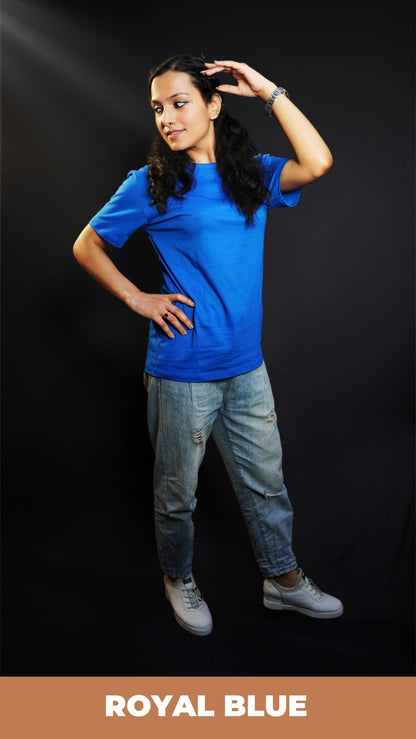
left=2, top=0, right=144, bottom=128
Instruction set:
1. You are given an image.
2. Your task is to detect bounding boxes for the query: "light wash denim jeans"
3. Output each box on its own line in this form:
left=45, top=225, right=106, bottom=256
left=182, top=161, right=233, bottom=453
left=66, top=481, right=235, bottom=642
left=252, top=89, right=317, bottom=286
left=143, top=362, right=297, bottom=579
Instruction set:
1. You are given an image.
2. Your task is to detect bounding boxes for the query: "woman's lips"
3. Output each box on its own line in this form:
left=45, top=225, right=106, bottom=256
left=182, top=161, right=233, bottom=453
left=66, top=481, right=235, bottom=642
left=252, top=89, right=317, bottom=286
left=166, top=129, right=184, bottom=140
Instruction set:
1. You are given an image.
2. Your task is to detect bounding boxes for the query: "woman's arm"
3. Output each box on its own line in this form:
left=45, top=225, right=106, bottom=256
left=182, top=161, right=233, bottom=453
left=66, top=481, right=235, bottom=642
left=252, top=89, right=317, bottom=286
left=202, top=60, right=333, bottom=191
left=73, top=225, right=194, bottom=338
left=260, top=88, right=333, bottom=191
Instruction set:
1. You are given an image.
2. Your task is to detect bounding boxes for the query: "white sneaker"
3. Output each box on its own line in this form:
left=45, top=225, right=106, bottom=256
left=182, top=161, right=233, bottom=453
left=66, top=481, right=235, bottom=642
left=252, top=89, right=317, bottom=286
left=164, top=574, right=213, bottom=636
left=263, top=569, right=344, bottom=619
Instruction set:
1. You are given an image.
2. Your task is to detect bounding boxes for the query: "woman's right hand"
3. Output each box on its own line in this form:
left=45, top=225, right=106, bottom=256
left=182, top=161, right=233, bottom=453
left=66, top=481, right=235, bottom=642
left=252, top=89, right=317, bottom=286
left=127, top=291, right=194, bottom=339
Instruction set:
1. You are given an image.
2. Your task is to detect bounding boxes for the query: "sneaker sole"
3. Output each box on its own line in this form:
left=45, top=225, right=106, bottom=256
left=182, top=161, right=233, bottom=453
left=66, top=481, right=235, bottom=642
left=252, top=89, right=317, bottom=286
left=263, top=595, right=344, bottom=619
left=165, top=591, right=213, bottom=636
left=173, top=611, right=213, bottom=636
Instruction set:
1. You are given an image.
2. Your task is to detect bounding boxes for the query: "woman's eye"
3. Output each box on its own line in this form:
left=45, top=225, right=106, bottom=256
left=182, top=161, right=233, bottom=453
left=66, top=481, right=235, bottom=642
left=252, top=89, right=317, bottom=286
left=174, top=101, right=187, bottom=108
left=154, top=107, right=163, bottom=115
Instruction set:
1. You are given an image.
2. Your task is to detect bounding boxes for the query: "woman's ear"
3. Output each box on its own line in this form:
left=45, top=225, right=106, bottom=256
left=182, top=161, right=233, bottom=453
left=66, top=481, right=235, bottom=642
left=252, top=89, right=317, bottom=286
left=209, top=92, right=222, bottom=120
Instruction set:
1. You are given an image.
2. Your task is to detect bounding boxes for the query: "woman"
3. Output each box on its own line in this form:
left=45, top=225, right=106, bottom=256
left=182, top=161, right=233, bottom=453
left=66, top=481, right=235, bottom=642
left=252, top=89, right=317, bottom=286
left=73, top=55, right=343, bottom=636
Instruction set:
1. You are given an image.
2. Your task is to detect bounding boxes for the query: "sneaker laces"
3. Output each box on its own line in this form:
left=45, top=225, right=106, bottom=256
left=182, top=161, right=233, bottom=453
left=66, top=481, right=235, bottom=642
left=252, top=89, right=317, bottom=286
left=183, top=584, right=203, bottom=609
left=301, top=571, right=324, bottom=601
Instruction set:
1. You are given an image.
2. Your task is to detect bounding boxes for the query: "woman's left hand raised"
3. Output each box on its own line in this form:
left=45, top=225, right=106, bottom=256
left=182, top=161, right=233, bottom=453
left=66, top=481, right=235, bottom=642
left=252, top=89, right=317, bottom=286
left=202, top=60, right=275, bottom=101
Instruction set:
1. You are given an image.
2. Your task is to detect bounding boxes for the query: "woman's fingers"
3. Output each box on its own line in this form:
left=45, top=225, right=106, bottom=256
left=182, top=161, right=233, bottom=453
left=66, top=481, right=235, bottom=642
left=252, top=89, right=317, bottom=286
left=206, top=59, right=244, bottom=70
left=203, top=60, right=243, bottom=76
left=130, top=291, right=194, bottom=339
left=164, top=302, right=194, bottom=332
left=158, top=294, right=194, bottom=339
left=160, top=312, right=181, bottom=339
left=171, top=293, right=195, bottom=308
left=215, top=84, right=243, bottom=95
left=168, top=294, right=195, bottom=328
left=202, top=60, right=265, bottom=98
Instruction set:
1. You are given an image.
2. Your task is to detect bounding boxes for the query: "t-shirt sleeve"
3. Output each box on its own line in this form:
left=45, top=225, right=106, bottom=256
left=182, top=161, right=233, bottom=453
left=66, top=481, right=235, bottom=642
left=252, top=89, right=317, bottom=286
left=258, top=153, right=301, bottom=209
left=89, top=168, right=151, bottom=248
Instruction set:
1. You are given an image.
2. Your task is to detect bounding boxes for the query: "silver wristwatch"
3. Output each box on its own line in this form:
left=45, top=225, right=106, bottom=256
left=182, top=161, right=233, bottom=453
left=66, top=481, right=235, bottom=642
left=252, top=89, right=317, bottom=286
left=264, top=87, right=289, bottom=116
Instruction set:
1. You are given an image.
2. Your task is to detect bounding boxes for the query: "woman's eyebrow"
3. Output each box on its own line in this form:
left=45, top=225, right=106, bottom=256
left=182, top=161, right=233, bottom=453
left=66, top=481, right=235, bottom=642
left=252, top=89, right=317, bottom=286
left=151, top=92, right=190, bottom=105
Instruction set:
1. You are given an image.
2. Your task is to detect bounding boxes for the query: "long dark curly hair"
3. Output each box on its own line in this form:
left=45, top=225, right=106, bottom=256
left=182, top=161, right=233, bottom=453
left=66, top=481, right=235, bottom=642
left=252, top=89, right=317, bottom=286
left=147, top=55, right=269, bottom=224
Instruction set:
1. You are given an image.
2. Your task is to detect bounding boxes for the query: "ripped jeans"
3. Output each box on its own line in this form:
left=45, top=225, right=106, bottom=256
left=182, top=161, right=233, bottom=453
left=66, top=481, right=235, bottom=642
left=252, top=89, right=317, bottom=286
left=144, top=362, right=297, bottom=579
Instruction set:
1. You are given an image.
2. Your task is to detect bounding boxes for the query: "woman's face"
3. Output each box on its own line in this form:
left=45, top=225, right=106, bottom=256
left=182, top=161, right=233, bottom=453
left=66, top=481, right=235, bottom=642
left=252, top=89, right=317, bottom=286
left=150, top=71, right=221, bottom=163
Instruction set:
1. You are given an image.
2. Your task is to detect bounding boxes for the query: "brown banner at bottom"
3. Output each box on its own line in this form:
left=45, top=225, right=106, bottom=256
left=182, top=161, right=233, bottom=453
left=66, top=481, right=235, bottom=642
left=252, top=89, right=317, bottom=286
left=0, top=676, right=414, bottom=738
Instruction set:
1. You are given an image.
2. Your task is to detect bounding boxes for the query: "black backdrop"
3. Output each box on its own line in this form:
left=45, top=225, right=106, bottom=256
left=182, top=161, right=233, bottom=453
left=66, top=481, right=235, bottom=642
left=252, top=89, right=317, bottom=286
left=2, top=0, right=414, bottom=676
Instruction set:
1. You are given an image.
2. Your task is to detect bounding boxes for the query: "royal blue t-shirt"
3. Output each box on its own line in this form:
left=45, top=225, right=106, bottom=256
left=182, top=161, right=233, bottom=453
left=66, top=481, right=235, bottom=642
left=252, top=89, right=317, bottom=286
left=89, top=154, right=300, bottom=381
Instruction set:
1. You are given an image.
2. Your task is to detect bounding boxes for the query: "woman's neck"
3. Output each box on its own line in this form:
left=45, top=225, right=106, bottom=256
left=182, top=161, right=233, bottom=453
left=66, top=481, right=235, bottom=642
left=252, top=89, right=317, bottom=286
left=188, top=149, right=216, bottom=164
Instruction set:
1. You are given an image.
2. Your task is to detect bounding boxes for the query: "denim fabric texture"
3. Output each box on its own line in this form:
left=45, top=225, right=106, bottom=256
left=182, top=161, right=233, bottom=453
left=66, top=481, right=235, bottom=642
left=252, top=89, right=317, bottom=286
left=144, top=362, right=297, bottom=579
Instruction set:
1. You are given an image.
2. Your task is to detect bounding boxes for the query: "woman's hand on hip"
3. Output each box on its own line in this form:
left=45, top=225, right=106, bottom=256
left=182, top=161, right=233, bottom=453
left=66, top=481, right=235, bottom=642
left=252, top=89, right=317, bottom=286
left=127, top=291, right=194, bottom=339
left=202, top=60, right=276, bottom=101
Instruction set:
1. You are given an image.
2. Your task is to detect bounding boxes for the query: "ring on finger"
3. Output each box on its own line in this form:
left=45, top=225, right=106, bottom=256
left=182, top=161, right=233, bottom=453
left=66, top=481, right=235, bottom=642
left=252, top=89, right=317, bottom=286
left=163, top=312, right=169, bottom=319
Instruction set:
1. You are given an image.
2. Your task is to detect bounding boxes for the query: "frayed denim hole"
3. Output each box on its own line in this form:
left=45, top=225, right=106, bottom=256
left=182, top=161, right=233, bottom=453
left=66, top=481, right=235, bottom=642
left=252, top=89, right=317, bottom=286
left=250, top=487, right=282, bottom=500
left=192, top=428, right=204, bottom=444
left=268, top=409, right=277, bottom=423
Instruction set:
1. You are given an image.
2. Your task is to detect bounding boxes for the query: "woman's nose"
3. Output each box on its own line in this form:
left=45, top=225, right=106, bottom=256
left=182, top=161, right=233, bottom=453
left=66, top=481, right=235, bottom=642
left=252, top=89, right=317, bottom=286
left=161, top=106, right=174, bottom=127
